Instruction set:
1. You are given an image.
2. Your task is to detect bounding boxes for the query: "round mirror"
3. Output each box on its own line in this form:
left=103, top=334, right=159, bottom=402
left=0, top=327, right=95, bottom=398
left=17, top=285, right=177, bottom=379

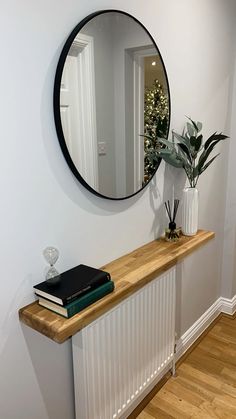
left=54, top=10, right=170, bottom=200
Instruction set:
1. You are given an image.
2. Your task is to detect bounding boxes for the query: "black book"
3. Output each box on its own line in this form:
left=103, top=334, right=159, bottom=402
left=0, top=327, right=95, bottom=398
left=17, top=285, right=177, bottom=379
left=33, top=264, right=111, bottom=306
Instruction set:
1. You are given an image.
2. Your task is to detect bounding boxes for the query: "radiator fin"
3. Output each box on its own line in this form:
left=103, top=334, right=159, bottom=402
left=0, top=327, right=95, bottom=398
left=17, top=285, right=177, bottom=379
left=72, top=267, right=176, bottom=419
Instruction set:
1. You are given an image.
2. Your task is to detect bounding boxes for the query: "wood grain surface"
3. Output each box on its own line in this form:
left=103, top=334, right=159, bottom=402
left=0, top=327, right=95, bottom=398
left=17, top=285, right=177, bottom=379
left=137, top=315, right=236, bottom=419
left=19, top=230, right=214, bottom=343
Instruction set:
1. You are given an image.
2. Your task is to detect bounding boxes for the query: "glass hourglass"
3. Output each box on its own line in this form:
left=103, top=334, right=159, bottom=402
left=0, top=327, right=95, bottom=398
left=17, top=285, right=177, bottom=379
left=43, top=246, right=60, bottom=284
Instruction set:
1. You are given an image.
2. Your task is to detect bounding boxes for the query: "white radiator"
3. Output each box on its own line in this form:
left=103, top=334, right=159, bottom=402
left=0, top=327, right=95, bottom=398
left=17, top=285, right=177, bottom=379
left=72, top=267, right=176, bottom=419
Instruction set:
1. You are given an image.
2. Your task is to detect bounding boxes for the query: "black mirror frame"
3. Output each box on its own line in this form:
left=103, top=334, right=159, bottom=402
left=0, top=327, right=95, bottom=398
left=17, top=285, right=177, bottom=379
left=53, top=9, right=171, bottom=200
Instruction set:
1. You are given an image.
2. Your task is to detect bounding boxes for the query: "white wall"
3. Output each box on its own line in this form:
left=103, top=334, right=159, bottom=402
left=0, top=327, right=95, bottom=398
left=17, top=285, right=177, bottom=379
left=0, top=1, right=236, bottom=418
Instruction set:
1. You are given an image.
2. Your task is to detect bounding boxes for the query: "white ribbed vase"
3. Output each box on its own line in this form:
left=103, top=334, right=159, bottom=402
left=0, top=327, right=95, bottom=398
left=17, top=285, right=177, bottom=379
left=182, top=187, right=199, bottom=236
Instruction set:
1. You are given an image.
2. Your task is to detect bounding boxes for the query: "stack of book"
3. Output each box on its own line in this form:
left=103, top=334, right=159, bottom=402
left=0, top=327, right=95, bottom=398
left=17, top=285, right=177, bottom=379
left=33, top=264, right=114, bottom=318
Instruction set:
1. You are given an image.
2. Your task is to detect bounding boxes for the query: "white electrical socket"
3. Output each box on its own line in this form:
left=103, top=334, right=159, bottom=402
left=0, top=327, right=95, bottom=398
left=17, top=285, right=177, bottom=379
left=98, top=141, right=107, bottom=156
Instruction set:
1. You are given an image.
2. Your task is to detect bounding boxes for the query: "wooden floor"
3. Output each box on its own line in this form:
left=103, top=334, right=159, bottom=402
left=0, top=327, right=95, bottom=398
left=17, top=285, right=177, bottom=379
left=137, top=315, right=236, bottom=418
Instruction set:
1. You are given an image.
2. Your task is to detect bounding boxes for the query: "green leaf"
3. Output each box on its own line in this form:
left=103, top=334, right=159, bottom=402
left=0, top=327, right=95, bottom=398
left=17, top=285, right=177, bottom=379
left=200, top=153, right=220, bottom=174
left=176, top=149, right=193, bottom=170
left=204, top=132, right=216, bottom=149
left=187, top=122, right=194, bottom=137
left=189, top=135, right=203, bottom=157
left=156, top=118, right=228, bottom=183
left=172, top=131, right=190, bottom=148
left=158, top=138, right=177, bottom=151
left=158, top=142, right=189, bottom=168
left=197, top=121, right=203, bottom=132
left=204, top=132, right=228, bottom=150
left=198, top=137, right=224, bottom=171
left=157, top=149, right=172, bottom=155
left=195, top=134, right=203, bottom=152
left=190, top=136, right=197, bottom=146
left=193, top=166, right=200, bottom=178
left=186, top=116, right=199, bottom=132
left=177, top=143, right=192, bottom=163
left=160, top=153, right=183, bottom=168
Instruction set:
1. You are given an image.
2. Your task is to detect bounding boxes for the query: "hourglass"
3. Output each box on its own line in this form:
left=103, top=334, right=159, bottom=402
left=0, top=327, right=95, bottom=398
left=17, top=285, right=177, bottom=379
left=43, top=246, right=60, bottom=283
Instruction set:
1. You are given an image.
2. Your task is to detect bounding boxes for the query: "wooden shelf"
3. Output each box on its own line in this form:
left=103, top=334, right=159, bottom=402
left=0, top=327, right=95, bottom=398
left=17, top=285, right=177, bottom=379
left=19, top=230, right=214, bottom=343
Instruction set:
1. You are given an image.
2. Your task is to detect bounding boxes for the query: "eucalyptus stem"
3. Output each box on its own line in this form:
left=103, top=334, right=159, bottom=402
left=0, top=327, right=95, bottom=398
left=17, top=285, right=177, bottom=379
left=157, top=117, right=228, bottom=187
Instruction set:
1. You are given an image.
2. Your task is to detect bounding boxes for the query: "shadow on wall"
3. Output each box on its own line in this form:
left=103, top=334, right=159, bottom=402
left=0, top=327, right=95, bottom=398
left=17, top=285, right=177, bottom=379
left=0, top=271, right=75, bottom=419
left=149, top=163, right=186, bottom=239
left=0, top=289, right=75, bottom=419
left=21, top=326, right=75, bottom=419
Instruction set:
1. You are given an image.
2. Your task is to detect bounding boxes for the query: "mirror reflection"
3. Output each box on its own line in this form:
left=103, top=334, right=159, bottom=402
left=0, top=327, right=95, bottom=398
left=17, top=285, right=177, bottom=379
left=57, top=11, right=170, bottom=199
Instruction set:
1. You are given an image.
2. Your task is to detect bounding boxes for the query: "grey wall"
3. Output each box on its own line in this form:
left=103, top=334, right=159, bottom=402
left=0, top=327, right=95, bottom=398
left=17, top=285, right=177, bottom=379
left=82, top=16, right=117, bottom=197
left=83, top=13, right=153, bottom=198
left=221, top=46, right=236, bottom=299
left=111, top=14, right=151, bottom=196
left=0, top=0, right=236, bottom=418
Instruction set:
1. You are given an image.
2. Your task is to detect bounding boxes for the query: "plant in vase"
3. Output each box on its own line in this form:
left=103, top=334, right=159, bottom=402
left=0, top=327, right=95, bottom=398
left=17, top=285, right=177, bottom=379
left=157, top=117, right=228, bottom=235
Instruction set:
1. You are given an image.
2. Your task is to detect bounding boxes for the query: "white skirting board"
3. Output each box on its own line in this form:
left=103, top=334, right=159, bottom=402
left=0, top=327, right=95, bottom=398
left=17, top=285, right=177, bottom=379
left=176, top=295, right=236, bottom=361
left=220, top=295, right=236, bottom=315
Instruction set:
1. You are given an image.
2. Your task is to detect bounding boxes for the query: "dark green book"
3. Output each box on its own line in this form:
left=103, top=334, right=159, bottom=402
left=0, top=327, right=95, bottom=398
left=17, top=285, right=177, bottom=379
left=38, top=280, right=115, bottom=318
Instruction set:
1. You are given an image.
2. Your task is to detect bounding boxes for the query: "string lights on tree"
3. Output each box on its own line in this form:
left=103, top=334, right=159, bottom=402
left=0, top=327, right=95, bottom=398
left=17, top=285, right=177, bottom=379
left=143, top=79, right=169, bottom=183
